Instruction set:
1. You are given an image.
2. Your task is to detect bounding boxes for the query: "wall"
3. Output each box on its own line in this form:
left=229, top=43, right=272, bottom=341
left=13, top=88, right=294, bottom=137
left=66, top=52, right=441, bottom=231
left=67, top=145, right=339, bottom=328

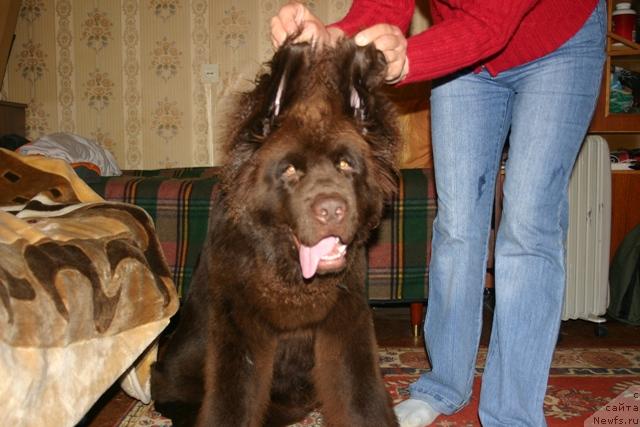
left=2, top=0, right=356, bottom=169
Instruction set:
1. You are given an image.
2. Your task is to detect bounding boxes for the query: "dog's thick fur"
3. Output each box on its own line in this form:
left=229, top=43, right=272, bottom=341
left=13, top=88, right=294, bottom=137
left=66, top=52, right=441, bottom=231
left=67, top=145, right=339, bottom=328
left=150, top=39, right=400, bottom=427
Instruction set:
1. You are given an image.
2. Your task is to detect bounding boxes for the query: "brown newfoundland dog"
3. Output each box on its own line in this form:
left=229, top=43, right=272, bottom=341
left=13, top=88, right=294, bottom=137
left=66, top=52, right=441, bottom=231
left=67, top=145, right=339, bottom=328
left=150, top=39, right=400, bottom=427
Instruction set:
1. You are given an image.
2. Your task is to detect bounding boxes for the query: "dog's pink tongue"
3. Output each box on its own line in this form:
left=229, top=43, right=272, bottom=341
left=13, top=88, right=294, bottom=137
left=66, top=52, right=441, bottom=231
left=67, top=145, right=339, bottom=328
left=299, top=236, right=339, bottom=279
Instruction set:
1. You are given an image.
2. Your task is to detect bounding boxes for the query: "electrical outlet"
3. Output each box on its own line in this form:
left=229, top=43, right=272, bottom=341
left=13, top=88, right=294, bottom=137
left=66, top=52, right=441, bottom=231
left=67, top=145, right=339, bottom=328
left=202, top=63, right=219, bottom=83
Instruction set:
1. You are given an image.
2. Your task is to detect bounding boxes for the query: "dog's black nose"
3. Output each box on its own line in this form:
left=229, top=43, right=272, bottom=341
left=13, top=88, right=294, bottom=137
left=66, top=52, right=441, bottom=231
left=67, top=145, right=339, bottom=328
left=312, top=195, right=347, bottom=225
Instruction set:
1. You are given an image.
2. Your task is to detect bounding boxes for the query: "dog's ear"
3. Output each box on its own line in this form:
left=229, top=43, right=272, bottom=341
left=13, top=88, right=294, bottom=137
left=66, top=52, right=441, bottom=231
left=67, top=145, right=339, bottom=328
left=251, top=41, right=309, bottom=139
left=338, top=41, right=400, bottom=201
left=226, top=40, right=310, bottom=154
left=222, top=40, right=310, bottom=180
left=339, top=41, right=387, bottom=130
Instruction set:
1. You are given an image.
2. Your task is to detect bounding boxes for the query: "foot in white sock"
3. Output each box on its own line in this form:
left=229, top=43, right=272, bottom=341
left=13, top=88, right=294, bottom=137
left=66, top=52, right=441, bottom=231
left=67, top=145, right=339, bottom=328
left=394, top=399, right=440, bottom=427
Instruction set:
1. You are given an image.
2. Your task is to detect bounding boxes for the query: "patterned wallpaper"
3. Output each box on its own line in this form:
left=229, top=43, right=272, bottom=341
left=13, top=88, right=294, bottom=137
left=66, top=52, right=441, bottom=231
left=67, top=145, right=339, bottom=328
left=3, top=0, right=429, bottom=169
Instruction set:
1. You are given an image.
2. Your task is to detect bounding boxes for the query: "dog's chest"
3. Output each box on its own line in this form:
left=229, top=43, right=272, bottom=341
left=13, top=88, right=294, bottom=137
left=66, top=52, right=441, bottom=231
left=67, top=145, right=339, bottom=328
left=270, top=334, right=317, bottom=400
left=254, top=283, right=342, bottom=330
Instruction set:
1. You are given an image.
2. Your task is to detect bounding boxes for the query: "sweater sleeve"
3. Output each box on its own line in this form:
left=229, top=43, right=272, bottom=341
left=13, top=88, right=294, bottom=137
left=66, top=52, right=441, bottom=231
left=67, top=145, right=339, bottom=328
left=331, top=0, right=541, bottom=84
left=401, top=0, right=540, bottom=83
left=330, top=0, right=415, bottom=36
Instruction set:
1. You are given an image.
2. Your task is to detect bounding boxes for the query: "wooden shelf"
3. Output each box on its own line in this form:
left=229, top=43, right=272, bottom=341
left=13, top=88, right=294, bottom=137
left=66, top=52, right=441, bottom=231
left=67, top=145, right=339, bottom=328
left=588, top=2, right=640, bottom=133
left=608, top=31, right=640, bottom=54
left=609, top=47, right=640, bottom=56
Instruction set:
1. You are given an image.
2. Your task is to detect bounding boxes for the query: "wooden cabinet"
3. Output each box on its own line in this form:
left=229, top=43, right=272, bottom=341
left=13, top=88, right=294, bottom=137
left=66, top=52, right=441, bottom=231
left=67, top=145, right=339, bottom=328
left=589, top=0, right=640, bottom=133
left=610, top=170, right=640, bottom=262
left=0, top=100, right=27, bottom=136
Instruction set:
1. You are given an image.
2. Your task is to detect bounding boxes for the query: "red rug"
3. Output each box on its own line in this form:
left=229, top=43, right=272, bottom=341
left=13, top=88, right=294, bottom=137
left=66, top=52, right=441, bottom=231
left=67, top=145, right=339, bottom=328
left=118, top=347, right=640, bottom=426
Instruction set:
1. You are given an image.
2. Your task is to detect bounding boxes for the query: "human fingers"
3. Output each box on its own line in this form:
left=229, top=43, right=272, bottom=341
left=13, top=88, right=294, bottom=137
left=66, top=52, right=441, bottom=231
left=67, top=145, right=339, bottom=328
left=354, top=23, right=401, bottom=47
left=327, top=27, right=346, bottom=45
left=385, top=54, right=409, bottom=84
left=369, top=30, right=407, bottom=53
left=270, top=2, right=306, bottom=47
left=355, top=24, right=408, bottom=83
left=372, top=33, right=408, bottom=81
left=296, top=19, right=331, bottom=47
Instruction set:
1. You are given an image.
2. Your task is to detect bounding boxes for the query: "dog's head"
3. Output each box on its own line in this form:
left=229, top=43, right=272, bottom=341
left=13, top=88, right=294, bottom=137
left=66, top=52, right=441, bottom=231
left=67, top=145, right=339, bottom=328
left=221, top=39, right=399, bottom=280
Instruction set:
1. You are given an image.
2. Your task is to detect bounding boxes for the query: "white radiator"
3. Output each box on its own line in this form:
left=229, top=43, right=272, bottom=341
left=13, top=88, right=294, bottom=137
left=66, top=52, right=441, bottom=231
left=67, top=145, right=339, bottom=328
left=562, top=135, right=611, bottom=322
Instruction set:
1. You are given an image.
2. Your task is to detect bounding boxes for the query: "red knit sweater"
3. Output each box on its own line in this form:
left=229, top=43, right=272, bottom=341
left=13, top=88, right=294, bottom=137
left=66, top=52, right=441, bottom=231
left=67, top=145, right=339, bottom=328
left=331, top=0, right=599, bottom=84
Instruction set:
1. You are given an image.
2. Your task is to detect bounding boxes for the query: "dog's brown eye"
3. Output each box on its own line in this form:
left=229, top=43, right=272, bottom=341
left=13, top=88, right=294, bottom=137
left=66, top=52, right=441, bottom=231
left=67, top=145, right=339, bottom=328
left=338, top=159, right=352, bottom=171
left=283, top=164, right=297, bottom=177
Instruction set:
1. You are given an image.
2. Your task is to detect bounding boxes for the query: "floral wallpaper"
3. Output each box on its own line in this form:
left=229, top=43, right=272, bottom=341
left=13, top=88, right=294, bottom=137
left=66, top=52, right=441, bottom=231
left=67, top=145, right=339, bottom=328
left=4, top=0, right=430, bottom=169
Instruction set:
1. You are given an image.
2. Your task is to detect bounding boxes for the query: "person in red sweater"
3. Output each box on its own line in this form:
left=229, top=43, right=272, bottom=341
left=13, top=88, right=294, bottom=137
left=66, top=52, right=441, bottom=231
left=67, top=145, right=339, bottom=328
left=272, top=1, right=606, bottom=426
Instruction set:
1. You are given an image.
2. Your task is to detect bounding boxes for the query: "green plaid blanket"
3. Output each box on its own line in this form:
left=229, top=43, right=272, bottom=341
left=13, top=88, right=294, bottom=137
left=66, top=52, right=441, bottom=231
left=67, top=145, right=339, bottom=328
left=87, top=168, right=436, bottom=302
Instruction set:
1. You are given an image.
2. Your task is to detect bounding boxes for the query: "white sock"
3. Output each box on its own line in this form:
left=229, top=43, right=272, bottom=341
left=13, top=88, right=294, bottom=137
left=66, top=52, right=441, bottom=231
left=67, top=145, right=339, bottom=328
left=394, top=399, right=440, bottom=427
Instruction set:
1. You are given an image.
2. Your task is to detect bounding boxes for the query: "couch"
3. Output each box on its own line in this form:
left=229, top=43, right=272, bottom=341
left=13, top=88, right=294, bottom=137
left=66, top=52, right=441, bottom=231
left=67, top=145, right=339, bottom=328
left=85, top=167, right=437, bottom=310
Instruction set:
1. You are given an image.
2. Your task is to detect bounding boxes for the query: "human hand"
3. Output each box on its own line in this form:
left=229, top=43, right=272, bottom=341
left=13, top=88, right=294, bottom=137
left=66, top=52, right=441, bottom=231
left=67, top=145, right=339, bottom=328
left=355, top=24, right=409, bottom=84
left=270, top=1, right=344, bottom=48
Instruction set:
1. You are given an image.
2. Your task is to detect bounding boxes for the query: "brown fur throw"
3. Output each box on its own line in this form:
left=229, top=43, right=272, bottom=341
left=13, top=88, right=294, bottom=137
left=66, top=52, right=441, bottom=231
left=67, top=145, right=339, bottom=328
left=0, top=149, right=178, bottom=426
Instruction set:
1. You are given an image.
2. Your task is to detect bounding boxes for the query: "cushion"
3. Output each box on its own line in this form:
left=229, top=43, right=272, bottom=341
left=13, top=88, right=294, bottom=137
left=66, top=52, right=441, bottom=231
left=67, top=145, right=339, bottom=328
left=386, top=82, right=433, bottom=169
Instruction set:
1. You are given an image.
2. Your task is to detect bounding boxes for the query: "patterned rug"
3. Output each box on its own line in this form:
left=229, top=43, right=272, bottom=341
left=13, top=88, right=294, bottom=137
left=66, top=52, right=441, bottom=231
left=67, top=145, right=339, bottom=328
left=117, top=347, right=640, bottom=426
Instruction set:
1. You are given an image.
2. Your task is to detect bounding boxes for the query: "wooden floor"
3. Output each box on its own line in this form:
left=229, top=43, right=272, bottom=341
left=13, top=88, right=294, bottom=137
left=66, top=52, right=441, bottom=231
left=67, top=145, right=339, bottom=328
left=372, top=298, right=638, bottom=349
left=84, top=299, right=639, bottom=427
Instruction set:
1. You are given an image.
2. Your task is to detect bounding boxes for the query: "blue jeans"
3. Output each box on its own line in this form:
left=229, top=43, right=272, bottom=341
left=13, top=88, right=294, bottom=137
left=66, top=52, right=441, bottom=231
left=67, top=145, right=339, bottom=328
left=409, top=2, right=606, bottom=426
